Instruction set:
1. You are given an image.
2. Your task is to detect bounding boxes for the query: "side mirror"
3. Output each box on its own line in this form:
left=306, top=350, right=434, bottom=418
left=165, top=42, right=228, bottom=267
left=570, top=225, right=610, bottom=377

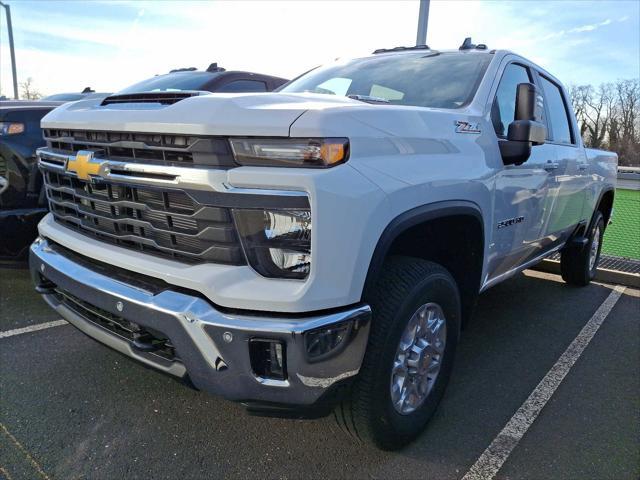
left=500, top=82, right=547, bottom=165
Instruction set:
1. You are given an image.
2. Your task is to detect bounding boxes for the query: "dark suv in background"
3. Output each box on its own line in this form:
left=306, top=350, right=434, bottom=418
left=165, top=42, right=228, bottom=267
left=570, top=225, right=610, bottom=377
left=118, top=63, right=288, bottom=95
left=0, top=100, right=63, bottom=259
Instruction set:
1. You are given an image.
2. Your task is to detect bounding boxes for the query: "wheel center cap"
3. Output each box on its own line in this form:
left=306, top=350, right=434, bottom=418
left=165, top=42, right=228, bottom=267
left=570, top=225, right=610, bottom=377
left=409, top=344, right=431, bottom=375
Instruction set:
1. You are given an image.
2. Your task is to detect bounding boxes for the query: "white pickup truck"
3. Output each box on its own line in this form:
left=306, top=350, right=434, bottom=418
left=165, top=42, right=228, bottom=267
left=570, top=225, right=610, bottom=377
left=31, top=41, right=617, bottom=450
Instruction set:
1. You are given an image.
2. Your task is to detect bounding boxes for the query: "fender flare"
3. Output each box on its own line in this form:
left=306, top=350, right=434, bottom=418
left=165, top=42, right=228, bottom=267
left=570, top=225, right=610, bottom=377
left=594, top=187, right=615, bottom=225
left=361, top=200, right=485, bottom=300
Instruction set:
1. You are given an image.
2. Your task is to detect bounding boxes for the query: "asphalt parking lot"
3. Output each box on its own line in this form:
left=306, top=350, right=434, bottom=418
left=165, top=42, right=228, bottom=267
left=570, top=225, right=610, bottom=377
left=1, top=264, right=638, bottom=479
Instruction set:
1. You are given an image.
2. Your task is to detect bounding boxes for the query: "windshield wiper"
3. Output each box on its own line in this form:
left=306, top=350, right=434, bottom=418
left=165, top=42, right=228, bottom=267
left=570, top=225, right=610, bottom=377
left=347, top=94, right=390, bottom=104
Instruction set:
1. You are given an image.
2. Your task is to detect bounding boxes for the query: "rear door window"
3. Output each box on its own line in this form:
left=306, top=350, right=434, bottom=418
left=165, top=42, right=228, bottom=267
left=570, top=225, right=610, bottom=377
left=539, top=76, right=573, bottom=144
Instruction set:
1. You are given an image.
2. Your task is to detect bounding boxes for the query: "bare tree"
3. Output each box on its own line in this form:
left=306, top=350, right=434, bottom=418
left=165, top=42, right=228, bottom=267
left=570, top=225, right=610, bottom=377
left=611, top=79, right=639, bottom=166
left=569, top=84, right=591, bottom=139
left=570, top=78, right=639, bottom=167
left=585, top=84, right=612, bottom=149
left=20, top=77, right=42, bottom=100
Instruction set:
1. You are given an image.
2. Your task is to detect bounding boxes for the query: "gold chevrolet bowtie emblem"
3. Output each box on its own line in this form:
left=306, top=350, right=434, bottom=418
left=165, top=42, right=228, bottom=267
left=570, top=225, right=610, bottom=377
left=66, top=150, right=103, bottom=181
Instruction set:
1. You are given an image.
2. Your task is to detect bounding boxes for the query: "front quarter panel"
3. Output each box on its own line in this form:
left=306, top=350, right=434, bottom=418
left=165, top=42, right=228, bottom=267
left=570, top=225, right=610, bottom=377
left=291, top=107, right=496, bottom=288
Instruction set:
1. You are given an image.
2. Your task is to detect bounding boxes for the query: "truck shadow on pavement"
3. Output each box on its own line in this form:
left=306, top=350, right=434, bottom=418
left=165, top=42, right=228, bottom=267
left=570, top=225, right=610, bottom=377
left=0, top=269, right=620, bottom=479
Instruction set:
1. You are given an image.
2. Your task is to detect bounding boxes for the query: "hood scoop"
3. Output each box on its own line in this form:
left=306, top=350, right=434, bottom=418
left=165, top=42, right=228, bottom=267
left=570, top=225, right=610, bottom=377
left=101, top=91, right=203, bottom=106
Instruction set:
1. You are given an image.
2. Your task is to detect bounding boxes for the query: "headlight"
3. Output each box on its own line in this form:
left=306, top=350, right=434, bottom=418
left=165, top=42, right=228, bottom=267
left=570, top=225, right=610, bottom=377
left=234, top=209, right=311, bottom=279
left=229, top=137, right=349, bottom=168
left=0, top=122, right=25, bottom=136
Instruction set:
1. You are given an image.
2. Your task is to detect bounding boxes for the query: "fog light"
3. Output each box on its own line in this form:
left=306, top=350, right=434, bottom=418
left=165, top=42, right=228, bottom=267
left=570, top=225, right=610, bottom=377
left=304, top=321, right=353, bottom=362
left=249, top=339, right=287, bottom=380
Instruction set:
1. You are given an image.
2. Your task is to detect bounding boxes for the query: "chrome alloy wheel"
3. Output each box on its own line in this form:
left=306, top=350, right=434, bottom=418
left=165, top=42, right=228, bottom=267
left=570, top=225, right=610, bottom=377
left=390, top=303, right=447, bottom=415
left=589, top=223, right=601, bottom=271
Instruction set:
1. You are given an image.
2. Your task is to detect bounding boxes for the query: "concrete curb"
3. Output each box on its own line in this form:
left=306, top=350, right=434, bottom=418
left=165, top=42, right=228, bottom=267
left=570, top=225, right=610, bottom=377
left=533, top=259, right=640, bottom=289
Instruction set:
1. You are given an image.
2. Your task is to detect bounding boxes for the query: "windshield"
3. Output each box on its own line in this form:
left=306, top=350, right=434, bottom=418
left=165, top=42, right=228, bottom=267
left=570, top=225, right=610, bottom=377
left=118, top=71, right=221, bottom=94
left=280, top=52, right=492, bottom=109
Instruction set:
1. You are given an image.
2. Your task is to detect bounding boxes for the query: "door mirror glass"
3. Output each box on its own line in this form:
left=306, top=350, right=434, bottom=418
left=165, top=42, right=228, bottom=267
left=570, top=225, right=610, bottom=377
left=500, top=82, right=547, bottom=166
left=507, top=83, right=546, bottom=145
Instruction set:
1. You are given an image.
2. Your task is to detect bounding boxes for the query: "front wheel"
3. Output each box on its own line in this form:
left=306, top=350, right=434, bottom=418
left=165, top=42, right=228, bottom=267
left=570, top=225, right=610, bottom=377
left=335, top=256, right=461, bottom=450
left=560, top=211, right=605, bottom=286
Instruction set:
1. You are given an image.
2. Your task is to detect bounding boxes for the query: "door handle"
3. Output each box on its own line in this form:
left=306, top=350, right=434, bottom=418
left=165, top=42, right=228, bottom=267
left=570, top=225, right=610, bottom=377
left=578, top=163, right=588, bottom=171
left=544, top=161, right=559, bottom=171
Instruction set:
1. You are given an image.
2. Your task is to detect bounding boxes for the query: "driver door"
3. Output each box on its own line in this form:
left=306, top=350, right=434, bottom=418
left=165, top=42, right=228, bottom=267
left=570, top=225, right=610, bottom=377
left=486, top=62, right=560, bottom=283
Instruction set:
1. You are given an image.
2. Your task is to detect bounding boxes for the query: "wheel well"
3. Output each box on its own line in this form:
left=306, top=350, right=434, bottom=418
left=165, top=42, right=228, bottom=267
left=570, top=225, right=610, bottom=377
left=598, top=189, right=614, bottom=225
left=369, top=214, right=484, bottom=326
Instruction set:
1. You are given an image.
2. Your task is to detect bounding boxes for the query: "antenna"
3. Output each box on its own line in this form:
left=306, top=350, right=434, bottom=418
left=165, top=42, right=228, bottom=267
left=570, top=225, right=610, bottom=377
left=206, top=63, right=226, bottom=73
left=459, top=37, right=475, bottom=50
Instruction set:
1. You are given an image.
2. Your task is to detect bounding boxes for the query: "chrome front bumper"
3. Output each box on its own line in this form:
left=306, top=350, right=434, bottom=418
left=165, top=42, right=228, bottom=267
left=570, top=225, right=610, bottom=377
left=30, top=237, right=371, bottom=407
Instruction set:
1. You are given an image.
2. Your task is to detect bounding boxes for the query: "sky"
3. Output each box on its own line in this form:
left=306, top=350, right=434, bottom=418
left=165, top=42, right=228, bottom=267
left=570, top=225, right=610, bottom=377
left=0, top=0, right=638, bottom=97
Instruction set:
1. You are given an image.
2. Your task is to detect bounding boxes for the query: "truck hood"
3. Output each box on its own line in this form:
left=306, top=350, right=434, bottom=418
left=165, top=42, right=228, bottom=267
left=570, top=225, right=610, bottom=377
left=40, top=92, right=368, bottom=137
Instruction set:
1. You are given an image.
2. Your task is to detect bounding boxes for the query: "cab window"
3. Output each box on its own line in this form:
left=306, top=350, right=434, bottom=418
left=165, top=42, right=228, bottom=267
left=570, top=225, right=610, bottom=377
left=539, top=75, right=573, bottom=144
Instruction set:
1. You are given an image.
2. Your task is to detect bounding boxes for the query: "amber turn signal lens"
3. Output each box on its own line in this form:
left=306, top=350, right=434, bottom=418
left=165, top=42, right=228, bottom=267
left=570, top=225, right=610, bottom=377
left=320, top=142, right=345, bottom=165
left=0, top=122, right=25, bottom=136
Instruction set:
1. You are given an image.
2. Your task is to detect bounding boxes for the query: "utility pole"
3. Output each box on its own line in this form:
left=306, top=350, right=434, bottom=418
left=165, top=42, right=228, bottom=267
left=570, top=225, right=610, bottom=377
left=0, top=1, right=19, bottom=99
left=416, top=0, right=430, bottom=46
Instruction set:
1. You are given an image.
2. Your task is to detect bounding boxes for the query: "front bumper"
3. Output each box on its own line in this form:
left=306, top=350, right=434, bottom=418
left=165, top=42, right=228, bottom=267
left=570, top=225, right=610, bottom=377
left=30, top=237, right=371, bottom=408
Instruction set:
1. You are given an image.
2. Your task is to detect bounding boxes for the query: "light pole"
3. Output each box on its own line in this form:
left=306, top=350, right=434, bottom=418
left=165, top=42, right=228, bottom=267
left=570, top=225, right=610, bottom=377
left=416, top=0, right=430, bottom=46
left=0, top=1, right=19, bottom=99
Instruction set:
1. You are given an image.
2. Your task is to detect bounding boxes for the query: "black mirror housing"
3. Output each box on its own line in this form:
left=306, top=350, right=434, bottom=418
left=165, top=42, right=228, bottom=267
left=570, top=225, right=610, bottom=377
left=499, top=140, right=531, bottom=166
left=515, top=82, right=543, bottom=122
left=500, top=82, right=547, bottom=165
left=507, top=119, right=546, bottom=145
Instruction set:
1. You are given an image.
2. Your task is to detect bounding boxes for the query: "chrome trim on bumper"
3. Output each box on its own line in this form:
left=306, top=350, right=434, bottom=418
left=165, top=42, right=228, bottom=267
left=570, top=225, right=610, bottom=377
left=30, top=237, right=371, bottom=406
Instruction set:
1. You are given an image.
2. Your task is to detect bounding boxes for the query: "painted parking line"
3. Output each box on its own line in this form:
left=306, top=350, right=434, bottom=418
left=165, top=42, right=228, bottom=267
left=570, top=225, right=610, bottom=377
left=0, top=466, right=15, bottom=480
left=0, top=320, right=67, bottom=339
left=462, top=285, right=626, bottom=480
left=1, top=423, right=50, bottom=480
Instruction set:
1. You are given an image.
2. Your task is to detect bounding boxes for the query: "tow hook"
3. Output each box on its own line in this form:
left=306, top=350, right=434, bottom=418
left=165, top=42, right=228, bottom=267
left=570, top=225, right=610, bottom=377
left=131, top=328, right=162, bottom=353
left=35, top=276, right=56, bottom=295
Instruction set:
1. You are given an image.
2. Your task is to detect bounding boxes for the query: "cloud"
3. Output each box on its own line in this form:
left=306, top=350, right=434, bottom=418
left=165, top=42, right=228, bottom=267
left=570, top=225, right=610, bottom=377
left=541, top=17, right=615, bottom=40
left=568, top=18, right=612, bottom=33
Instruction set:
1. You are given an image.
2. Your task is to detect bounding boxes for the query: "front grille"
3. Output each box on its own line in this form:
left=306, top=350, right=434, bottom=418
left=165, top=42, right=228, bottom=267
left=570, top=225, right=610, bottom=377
left=53, top=287, right=179, bottom=362
left=0, top=154, right=6, bottom=178
left=43, top=129, right=236, bottom=168
left=43, top=169, right=245, bottom=265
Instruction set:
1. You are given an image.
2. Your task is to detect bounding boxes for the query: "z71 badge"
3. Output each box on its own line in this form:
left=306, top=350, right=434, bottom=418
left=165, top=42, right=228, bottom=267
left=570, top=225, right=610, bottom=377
left=455, top=120, right=481, bottom=134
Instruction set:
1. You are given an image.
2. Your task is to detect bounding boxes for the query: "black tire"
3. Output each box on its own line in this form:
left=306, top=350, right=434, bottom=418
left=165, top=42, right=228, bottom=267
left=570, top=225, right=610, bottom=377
left=335, top=256, right=461, bottom=450
left=560, top=211, right=605, bottom=286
